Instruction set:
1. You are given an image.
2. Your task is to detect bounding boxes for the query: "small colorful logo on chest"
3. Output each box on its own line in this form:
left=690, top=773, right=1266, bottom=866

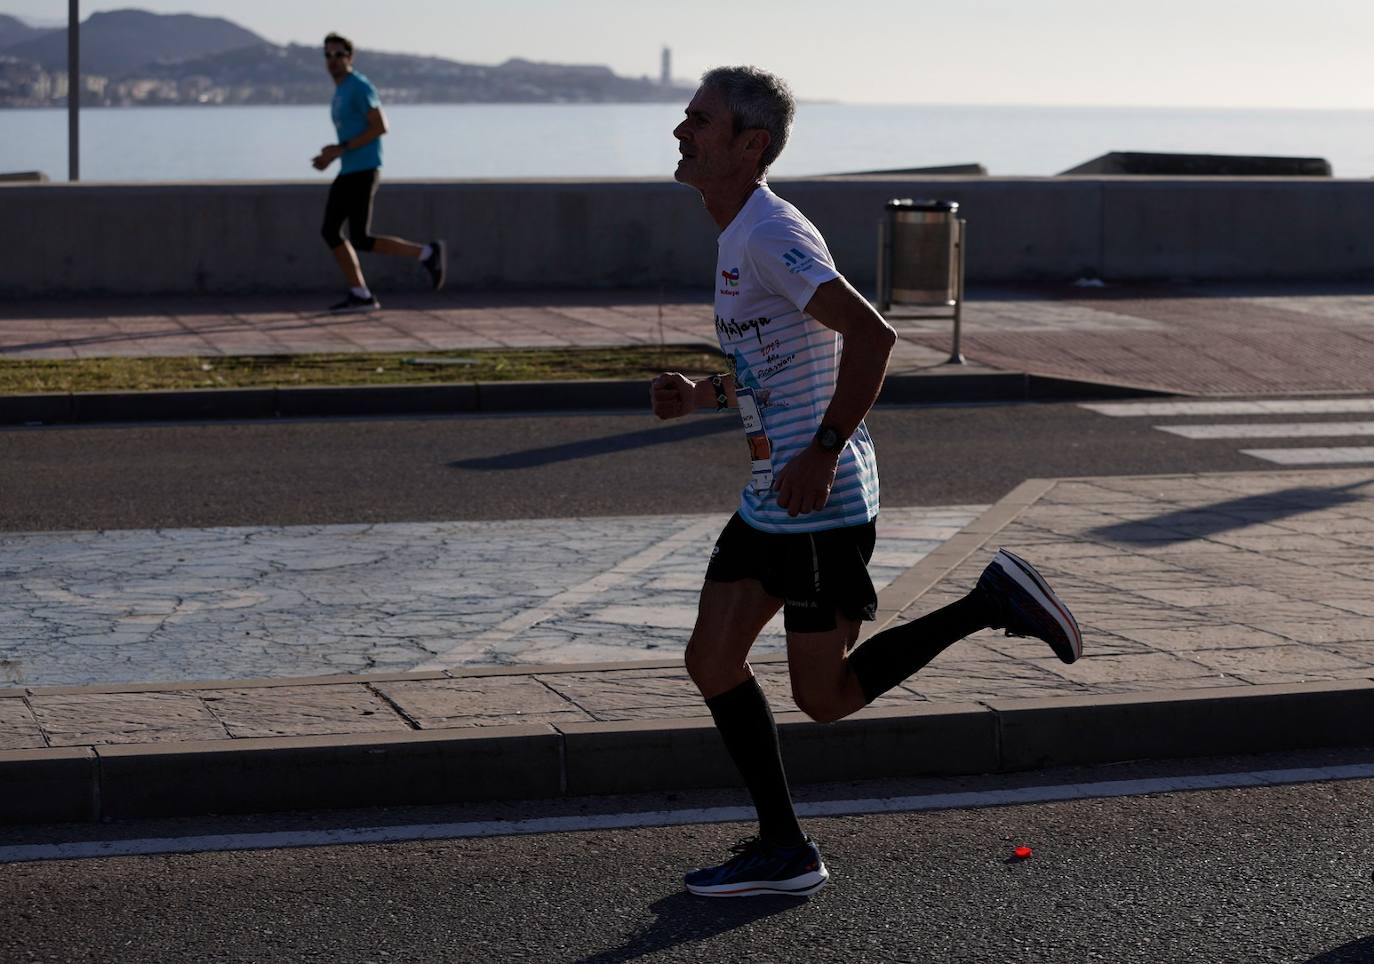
left=721, top=268, right=740, bottom=287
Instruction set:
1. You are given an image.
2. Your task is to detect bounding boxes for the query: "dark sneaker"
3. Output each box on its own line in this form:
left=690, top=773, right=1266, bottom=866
left=977, top=547, right=1082, bottom=664
left=422, top=239, right=447, bottom=290
left=328, top=292, right=380, bottom=313
left=684, top=837, right=829, bottom=898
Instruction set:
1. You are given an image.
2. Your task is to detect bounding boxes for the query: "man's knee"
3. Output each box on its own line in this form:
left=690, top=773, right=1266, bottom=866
left=352, top=234, right=376, bottom=252
left=321, top=223, right=344, bottom=248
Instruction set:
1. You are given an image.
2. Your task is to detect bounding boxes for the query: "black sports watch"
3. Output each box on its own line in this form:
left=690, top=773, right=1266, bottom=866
left=814, top=424, right=845, bottom=453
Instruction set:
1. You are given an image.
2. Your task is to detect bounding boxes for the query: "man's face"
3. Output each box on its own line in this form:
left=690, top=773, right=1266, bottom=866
left=324, top=44, right=352, bottom=80
left=673, top=85, right=759, bottom=190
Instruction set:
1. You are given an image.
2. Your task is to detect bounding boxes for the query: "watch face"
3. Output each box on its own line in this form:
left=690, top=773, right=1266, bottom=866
left=818, top=427, right=842, bottom=452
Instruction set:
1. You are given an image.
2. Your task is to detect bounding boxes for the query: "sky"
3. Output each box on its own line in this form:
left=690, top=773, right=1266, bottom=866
left=5, top=0, right=1374, bottom=110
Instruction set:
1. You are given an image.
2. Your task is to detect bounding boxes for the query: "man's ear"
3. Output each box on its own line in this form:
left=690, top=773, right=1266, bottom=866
left=743, top=128, right=771, bottom=165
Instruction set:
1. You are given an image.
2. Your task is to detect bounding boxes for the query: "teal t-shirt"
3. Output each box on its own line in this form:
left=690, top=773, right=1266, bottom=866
left=331, top=71, right=382, bottom=174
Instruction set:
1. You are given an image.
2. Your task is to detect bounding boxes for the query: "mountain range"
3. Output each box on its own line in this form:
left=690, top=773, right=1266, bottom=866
left=0, top=8, right=690, bottom=107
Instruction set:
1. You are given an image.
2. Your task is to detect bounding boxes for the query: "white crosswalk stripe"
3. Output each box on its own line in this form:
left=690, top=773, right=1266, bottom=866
left=1084, top=399, right=1374, bottom=417
left=1156, top=421, right=1374, bottom=439
left=1082, top=398, right=1374, bottom=466
left=1241, top=446, right=1374, bottom=465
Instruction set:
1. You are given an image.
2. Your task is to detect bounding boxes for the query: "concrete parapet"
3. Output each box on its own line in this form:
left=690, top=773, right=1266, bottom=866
left=1061, top=152, right=1332, bottom=177
left=3, top=176, right=1374, bottom=297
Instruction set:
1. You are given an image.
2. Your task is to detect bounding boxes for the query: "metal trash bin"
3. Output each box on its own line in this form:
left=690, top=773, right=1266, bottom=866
left=876, top=198, right=967, bottom=364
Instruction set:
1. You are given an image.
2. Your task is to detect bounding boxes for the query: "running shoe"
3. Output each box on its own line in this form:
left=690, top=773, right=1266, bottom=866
left=328, top=292, right=380, bottom=313
left=684, top=837, right=829, bottom=898
left=422, top=239, right=447, bottom=290
left=977, top=547, right=1082, bottom=664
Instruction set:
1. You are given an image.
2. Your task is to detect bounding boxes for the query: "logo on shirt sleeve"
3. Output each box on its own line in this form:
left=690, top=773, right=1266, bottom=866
left=781, top=248, right=816, bottom=275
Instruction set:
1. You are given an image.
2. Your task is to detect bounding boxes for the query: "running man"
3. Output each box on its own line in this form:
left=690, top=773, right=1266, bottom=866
left=652, top=66, right=1082, bottom=898
left=312, top=32, right=446, bottom=312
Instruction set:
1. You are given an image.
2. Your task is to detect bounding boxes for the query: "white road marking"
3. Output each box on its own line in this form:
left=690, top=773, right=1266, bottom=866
left=1084, top=399, right=1374, bottom=417
left=1239, top=446, right=1374, bottom=465
left=1156, top=421, right=1374, bottom=440
left=4, top=763, right=1372, bottom=865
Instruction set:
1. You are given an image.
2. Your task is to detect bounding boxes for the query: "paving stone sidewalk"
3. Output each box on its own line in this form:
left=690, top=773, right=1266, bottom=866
left=7, top=282, right=1374, bottom=394
left=0, top=507, right=983, bottom=687
left=5, top=468, right=1373, bottom=753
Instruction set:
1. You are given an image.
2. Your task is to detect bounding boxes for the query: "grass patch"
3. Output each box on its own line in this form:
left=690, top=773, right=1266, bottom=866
left=0, top=347, right=724, bottom=394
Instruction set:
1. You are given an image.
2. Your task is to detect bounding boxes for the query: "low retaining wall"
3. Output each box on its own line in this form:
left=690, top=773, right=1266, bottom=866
left=3, top=176, right=1373, bottom=297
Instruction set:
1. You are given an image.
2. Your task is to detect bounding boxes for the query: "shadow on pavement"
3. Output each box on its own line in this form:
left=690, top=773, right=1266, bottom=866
left=1089, top=480, right=1374, bottom=546
left=450, top=417, right=735, bottom=470
left=1303, top=935, right=1374, bottom=963
left=574, top=891, right=808, bottom=964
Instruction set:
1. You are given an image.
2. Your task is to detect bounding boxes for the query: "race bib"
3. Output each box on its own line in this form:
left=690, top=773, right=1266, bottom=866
left=735, top=388, right=773, bottom=493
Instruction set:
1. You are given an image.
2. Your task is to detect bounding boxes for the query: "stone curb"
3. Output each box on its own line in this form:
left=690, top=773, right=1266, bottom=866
left=3, top=681, right=1372, bottom=824
left=0, top=371, right=1169, bottom=426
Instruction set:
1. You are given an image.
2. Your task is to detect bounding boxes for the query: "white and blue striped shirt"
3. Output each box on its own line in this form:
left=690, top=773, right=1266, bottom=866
left=713, top=184, right=879, bottom=533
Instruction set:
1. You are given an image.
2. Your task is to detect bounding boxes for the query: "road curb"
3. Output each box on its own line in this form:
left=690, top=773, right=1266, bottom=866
left=3, top=681, right=1372, bottom=824
left=0, top=371, right=1171, bottom=426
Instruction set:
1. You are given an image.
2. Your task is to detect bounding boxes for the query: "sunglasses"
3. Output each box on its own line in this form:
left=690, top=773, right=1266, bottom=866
left=324, top=51, right=350, bottom=60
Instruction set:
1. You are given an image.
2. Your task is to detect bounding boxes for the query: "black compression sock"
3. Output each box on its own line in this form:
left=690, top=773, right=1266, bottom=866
left=704, top=675, right=806, bottom=848
left=847, top=589, right=992, bottom=704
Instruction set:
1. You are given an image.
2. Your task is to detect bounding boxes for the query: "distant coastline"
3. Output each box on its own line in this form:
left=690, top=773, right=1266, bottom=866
left=0, top=9, right=693, bottom=109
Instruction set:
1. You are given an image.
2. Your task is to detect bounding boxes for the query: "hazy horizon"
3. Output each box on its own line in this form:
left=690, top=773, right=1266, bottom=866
left=4, top=0, right=1373, bottom=112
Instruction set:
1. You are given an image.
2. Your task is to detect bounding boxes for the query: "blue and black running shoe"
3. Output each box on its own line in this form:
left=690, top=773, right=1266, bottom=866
left=977, top=547, right=1082, bottom=664
left=684, top=837, right=829, bottom=898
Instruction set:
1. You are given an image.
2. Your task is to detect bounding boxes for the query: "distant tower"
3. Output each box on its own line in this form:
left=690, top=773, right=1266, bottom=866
left=660, top=46, right=671, bottom=87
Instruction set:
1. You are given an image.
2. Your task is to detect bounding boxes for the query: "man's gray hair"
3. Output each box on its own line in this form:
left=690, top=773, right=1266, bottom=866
left=700, top=66, right=795, bottom=175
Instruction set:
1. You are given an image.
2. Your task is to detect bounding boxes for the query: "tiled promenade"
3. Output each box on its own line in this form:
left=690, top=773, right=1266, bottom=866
left=3, top=283, right=1374, bottom=820
left=4, top=469, right=1373, bottom=752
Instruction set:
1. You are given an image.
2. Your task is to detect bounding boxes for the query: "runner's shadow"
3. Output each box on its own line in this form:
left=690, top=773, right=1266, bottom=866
left=574, top=891, right=809, bottom=964
left=450, top=417, right=735, bottom=470
left=1088, top=480, right=1374, bottom=546
left=1303, top=935, right=1374, bottom=962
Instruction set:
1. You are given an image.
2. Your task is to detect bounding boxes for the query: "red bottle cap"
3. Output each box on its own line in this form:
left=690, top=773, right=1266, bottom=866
left=1013, top=846, right=1033, bottom=859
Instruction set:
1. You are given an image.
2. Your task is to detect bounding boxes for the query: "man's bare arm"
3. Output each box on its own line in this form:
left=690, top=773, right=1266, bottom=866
left=773, top=276, right=897, bottom=516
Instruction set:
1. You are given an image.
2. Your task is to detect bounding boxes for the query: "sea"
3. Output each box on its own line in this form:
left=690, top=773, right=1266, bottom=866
left=2, top=102, right=1373, bottom=181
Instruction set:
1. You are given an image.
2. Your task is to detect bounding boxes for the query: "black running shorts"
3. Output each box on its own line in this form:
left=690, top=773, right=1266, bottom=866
left=704, top=512, right=878, bottom=633
left=321, top=168, right=380, bottom=250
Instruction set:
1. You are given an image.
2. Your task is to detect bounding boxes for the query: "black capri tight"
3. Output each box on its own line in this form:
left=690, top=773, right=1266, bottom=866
left=320, top=168, right=380, bottom=251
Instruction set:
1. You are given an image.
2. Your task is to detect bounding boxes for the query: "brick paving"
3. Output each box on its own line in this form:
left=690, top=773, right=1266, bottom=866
left=4, top=283, right=1374, bottom=760
left=4, top=468, right=1373, bottom=751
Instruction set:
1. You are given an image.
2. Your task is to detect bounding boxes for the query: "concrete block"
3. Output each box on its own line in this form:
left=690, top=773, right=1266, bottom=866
left=1101, top=178, right=1374, bottom=281
left=70, top=388, right=276, bottom=422
left=877, top=373, right=1027, bottom=405
left=0, top=393, right=73, bottom=426
left=559, top=717, right=738, bottom=795
left=476, top=378, right=646, bottom=411
left=275, top=384, right=479, bottom=417
left=95, top=726, right=561, bottom=820
left=778, top=703, right=997, bottom=783
left=992, top=681, right=1374, bottom=771
left=0, top=748, right=96, bottom=824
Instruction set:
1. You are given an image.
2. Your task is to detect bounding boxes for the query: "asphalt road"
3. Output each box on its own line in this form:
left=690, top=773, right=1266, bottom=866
left=3, top=752, right=1372, bottom=963
left=0, top=398, right=1319, bottom=531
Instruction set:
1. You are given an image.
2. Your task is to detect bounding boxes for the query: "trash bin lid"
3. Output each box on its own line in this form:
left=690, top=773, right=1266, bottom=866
left=886, top=198, right=959, bottom=212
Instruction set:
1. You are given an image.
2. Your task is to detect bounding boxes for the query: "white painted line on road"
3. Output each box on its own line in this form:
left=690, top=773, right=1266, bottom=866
left=1240, top=446, right=1374, bottom=465
left=1084, top=399, right=1374, bottom=417
left=1157, top=421, right=1374, bottom=440
left=4, top=763, right=1373, bottom=865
